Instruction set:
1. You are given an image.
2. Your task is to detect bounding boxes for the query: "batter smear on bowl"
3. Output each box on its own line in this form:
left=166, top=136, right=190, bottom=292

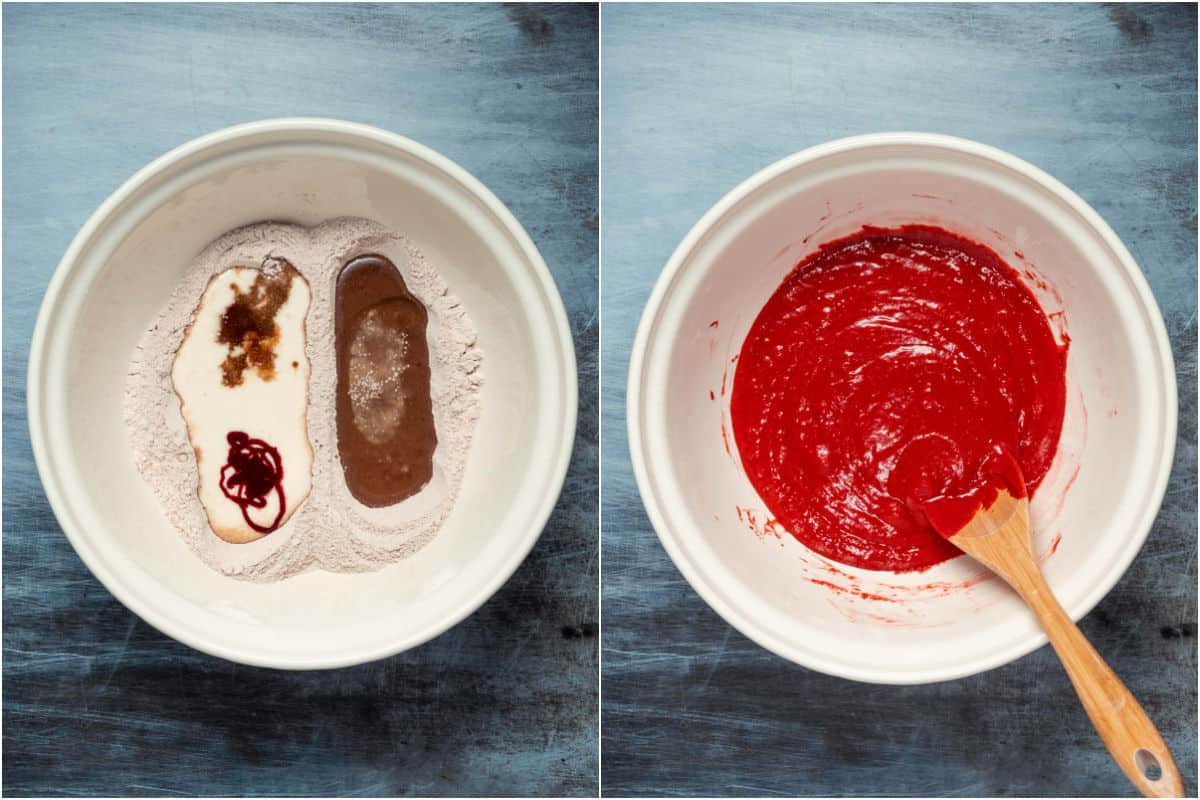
left=730, top=225, right=1067, bottom=572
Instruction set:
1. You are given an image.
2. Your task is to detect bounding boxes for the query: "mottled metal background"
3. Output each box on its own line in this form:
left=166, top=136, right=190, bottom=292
left=3, top=3, right=598, bottom=796
left=600, top=3, right=1197, bottom=796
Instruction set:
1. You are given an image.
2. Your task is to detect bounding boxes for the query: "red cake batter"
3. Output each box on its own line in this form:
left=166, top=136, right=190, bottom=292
left=730, top=225, right=1067, bottom=572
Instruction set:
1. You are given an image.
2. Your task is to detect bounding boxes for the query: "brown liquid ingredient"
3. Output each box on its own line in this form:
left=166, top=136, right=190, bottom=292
left=335, top=254, right=437, bottom=506
left=217, top=257, right=297, bottom=387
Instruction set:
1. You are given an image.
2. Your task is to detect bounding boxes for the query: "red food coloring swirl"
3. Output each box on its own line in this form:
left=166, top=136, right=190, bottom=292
left=219, top=431, right=286, bottom=534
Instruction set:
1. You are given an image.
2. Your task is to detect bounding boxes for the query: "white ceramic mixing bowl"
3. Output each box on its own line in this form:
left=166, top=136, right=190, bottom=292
left=29, top=118, right=577, bottom=669
left=628, top=132, right=1175, bottom=684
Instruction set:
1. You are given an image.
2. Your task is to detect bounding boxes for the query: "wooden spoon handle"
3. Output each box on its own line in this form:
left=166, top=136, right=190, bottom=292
left=1013, top=566, right=1184, bottom=797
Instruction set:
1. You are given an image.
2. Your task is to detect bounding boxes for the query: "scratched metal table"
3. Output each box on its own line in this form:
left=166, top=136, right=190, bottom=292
left=601, top=4, right=1196, bottom=796
left=2, top=4, right=597, bottom=796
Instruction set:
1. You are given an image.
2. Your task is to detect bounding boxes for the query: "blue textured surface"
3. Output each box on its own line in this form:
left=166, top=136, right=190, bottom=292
left=3, top=4, right=597, bottom=796
left=601, top=4, right=1197, bottom=797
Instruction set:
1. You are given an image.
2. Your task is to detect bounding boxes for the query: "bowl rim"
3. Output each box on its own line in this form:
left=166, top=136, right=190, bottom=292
left=626, top=131, right=1178, bottom=684
left=27, top=117, right=578, bottom=669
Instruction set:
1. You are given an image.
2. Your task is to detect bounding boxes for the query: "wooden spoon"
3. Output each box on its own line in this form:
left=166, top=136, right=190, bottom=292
left=924, top=453, right=1184, bottom=798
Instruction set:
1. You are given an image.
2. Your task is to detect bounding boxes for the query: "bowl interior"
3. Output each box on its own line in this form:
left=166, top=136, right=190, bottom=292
left=634, top=139, right=1173, bottom=683
left=32, top=124, right=574, bottom=667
